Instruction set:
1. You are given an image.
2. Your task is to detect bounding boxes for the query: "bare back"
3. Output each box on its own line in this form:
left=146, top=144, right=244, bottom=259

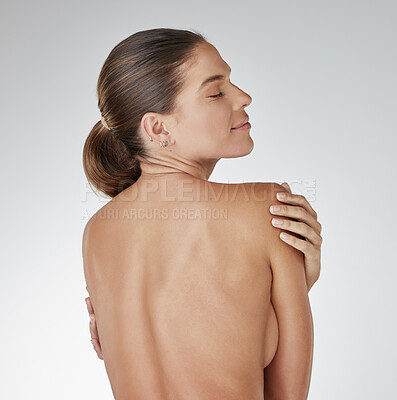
left=83, top=178, right=278, bottom=400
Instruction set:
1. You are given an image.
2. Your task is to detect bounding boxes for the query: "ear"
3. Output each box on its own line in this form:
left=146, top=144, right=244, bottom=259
left=141, top=112, right=168, bottom=139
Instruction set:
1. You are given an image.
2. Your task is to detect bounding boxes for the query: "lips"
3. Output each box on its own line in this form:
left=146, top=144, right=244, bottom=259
left=232, top=117, right=249, bottom=129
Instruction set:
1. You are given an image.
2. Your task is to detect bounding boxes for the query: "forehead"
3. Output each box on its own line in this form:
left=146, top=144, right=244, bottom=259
left=182, top=43, right=230, bottom=91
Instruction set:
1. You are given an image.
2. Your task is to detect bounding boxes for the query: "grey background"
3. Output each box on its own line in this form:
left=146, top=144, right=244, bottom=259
left=1, top=0, right=396, bottom=398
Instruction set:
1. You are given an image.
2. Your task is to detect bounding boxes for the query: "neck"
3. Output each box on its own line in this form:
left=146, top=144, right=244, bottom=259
left=137, top=154, right=219, bottom=181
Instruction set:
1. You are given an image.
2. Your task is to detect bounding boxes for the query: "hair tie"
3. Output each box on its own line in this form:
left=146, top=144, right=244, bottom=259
left=100, top=114, right=111, bottom=130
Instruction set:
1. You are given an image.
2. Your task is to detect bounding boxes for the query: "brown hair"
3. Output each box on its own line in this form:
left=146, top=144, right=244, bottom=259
left=82, top=28, right=208, bottom=198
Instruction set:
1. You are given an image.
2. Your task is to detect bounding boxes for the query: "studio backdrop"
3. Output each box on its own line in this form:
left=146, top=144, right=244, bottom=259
left=1, top=0, right=396, bottom=399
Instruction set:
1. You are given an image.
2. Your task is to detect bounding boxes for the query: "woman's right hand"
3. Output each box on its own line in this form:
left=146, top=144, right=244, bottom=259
left=85, top=297, right=103, bottom=360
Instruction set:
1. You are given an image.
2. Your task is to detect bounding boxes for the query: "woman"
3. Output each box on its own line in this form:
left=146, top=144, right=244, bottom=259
left=82, top=28, right=322, bottom=399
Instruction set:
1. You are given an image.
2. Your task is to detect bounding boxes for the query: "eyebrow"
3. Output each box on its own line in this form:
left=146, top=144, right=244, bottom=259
left=197, top=65, right=232, bottom=92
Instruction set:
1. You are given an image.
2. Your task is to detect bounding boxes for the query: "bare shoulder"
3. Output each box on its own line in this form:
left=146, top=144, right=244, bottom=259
left=82, top=201, right=124, bottom=296
left=202, top=181, right=281, bottom=204
left=82, top=210, right=105, bottom=295
left=247, top=181, right=287, bottom=203
left=212, top=181, right=286, bottom=203
left=232, top=182, right=290, bottom=262
left=82, top=202, right=113, bottom=250
left=225, top=181, right=287, bottom=217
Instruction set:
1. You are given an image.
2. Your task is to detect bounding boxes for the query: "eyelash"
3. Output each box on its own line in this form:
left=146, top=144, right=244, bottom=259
left=209, top=91, right=224, bottom=98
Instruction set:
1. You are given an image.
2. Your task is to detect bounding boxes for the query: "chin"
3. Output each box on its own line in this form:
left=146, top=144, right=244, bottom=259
left=240, top=136, right=254, bottom=156
left=224, top=138, right=255, bottom=158
left=242, top=140, right=254, bottom=156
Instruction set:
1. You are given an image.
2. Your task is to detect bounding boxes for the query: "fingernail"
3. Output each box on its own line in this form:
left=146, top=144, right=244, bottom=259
left=90, top=315, right=94, bottom=323
left=272, top=218, right=283, bottom=225
left=270, top=205, right=280, bottom=212
left=281, top=232, right=289, bottom=240
left=277, top=192, right=286, bottom=199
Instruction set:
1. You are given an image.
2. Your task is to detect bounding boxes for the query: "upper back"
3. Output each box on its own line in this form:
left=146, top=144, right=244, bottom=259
left=83, top=179, right=276, bottom=399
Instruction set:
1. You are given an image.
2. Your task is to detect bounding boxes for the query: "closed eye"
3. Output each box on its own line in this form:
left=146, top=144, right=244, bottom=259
left=209, top=92, right=224, bottom=98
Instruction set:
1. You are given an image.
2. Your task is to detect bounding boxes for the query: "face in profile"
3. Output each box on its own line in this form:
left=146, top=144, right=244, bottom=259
left=140, top=42, right=254, bottom=166
left=170, top=42, right=254, bottom=160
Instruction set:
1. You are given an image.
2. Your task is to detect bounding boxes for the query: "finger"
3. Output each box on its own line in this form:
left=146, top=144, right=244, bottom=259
left=91, top=338, right=103, bottom=360
left=271, top=217, right=322, bottom=247
left=270, top=203, right=321, bottom=234
left=91, top=338, right=104, bottom=360
left=87, top=304, right=100, bottom=346
left=89, top=315, right=104, bottom=359
left=276, top=191, right=318, bottom=220
left=85, top=297, right=94, bottom=315
left=86, top=298, right=103, bottom=358
left=279, top=230, right=313, bottom=255
left=89, top=314, right=100, bottom=342
left=281, top=182, right=292, bottom=193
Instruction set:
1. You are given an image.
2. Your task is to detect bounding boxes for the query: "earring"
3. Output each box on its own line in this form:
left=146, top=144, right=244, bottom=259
left=150, top=137, right=168, bottom=147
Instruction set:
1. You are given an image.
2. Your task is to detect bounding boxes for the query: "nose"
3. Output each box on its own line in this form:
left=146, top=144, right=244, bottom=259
left=242, top=90, right=252, bottom=108
left=233, top=85, right=252, bottom=110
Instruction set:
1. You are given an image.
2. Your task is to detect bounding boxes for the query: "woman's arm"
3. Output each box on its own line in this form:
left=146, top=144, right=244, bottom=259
left=82, top=217, right=143, bottom=398
left=264, top=183, right=314, bottom=399
left=269, top=182, right=322, bottom=293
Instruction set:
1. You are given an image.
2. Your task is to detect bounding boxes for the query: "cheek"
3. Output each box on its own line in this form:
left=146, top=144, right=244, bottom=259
left=176, top=99, right=231, bottom=142
left=185, top=103, right=227, bottom=131
left=203, top=103, right=231, bottom=131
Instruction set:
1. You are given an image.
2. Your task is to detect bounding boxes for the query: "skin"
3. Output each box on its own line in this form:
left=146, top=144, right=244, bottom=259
left=86, top=182, right=322, bottom=360
left=83, top=41, right=323, bottom=398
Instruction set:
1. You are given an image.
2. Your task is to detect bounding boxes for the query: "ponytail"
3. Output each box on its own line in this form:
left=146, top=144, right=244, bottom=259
left=82, top=121, right=141, bottom=198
